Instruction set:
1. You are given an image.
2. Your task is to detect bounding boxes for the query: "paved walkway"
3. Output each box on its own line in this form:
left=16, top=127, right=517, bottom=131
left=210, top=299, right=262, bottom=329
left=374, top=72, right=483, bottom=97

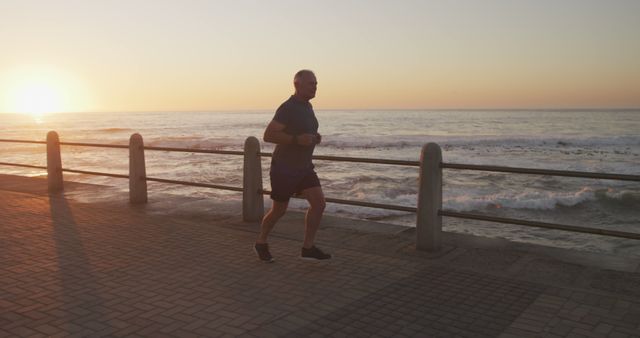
left=1, top=174, right=639, bottom=337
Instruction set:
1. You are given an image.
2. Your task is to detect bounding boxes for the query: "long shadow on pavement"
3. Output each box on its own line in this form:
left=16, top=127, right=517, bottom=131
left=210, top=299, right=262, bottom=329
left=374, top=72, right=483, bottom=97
left=49, top=193, right=113, bottom=336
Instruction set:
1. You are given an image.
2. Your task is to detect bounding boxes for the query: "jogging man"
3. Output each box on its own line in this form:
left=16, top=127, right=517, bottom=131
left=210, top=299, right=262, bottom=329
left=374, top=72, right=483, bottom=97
left=254, top=70, right=331, bottom=262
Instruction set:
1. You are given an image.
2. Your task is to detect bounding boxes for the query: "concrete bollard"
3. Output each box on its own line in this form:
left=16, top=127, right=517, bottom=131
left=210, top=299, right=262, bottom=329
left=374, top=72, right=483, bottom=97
left=243, top=136, right=264, bottom=222
left=417, top=142, right=442, bottom=251
left=46, top=131, right=64, bottom=193
left=129, top=133, right=148, bottom=204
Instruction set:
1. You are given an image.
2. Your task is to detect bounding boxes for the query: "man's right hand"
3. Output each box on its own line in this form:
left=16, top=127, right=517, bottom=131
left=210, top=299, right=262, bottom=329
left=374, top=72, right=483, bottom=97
left=296, top=133, right=318, bottom=146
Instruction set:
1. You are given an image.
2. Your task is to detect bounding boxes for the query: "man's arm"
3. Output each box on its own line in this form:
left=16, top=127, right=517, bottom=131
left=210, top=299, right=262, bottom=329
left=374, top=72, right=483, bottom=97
left=263, top=120, right=318, bottom=146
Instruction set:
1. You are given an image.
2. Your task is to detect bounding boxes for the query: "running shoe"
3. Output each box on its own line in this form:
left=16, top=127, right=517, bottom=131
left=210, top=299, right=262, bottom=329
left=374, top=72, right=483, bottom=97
left=254, top=243, right=274, bottom=263
left=301, top=246, right=332, bottom=260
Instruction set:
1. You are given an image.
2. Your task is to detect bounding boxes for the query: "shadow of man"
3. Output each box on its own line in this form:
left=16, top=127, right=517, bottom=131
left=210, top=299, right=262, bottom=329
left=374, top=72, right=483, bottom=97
left=49, top=192, right=113, bottom=335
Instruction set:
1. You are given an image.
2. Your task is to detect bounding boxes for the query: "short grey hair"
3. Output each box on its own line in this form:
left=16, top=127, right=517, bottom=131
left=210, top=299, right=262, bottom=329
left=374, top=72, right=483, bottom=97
left=294, top=69, right=315, bottom=84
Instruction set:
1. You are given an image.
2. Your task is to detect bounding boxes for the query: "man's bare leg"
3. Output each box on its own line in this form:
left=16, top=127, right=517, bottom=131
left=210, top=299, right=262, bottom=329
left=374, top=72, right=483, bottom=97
left=257, top=200, right=288, bottom=244
left=301, top=186, right=326, bottom=249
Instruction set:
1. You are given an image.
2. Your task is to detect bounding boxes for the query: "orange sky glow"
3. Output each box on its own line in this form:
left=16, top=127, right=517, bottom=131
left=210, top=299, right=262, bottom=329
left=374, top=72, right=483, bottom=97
left=1, top=0, right=639, bottom=114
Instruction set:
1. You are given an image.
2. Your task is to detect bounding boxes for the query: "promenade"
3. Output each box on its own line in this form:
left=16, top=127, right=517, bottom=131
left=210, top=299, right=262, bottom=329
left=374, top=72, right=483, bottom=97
left=1, top=174, right=639, bottom=337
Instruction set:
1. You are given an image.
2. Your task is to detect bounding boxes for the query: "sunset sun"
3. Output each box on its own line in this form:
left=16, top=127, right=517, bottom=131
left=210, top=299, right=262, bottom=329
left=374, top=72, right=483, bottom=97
left=9, top=81, right=63, bottom=116
left=1, top=66, right=91, bottom=117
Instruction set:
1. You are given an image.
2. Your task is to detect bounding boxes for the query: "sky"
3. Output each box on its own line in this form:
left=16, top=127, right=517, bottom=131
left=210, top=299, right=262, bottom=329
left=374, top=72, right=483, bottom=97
left=1, top=0, right=639, bottom=113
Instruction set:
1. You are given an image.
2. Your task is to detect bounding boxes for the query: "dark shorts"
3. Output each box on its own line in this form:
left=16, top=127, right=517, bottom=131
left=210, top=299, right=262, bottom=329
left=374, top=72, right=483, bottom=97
left=270, top=166, right=321, bottom=202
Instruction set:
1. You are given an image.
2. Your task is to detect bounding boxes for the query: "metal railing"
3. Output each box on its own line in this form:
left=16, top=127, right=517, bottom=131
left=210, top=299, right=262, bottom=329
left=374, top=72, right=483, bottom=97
left=0, top=137, right=244, bottom=192
left=2, top=133, right=639, bottom=251
left=441, top=162, right=640, bottom=182
left=0, top=136, right=422, bottom=213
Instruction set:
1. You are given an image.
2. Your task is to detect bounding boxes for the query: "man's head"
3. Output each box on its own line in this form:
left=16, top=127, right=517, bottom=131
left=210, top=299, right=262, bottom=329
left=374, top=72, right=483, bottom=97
left=293, top=69, right=317, bottom=101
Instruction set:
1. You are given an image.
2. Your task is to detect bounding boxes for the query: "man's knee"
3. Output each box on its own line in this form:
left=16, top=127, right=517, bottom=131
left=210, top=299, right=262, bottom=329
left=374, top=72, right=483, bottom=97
left=315, top=199, right=326, bottom=212
left=309, top=197, right=326, bottom=213
left=270, top=201, right=288, bottom=217
left=303, top=187, right=325, bottom=212
left=272, top=208, right=287, bottom=219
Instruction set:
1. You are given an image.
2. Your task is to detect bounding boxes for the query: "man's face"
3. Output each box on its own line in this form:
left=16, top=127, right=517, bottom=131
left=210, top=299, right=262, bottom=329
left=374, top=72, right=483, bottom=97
left=295, top=74, right=317, bottom=101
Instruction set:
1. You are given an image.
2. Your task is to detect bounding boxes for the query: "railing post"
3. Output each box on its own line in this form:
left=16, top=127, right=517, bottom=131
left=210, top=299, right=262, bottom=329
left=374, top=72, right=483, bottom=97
left=46, top=131, right=63, bottom=193
left=129, top=133, right=147, bottom=204
left=417, top=142, right=442, bottom=251
left=243, top=136, right=264, bottom=222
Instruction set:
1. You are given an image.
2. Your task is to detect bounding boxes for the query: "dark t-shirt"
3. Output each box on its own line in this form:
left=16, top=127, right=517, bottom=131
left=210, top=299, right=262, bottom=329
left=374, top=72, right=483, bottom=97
left=271, top=96, right=319, bottom=171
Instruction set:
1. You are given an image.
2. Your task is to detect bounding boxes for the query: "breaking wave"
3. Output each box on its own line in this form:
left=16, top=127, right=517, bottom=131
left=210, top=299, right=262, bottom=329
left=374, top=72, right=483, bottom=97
left=444, top=187, right=640, bottom=212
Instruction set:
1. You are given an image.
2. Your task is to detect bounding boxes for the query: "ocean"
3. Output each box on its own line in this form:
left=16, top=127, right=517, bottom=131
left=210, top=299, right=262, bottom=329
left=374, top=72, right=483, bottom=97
left=1, top=109, right=639, bottom=256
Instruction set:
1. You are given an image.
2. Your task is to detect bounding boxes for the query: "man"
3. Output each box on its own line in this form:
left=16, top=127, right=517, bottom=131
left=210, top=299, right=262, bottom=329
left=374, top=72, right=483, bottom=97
left=254, top=70, right=331, bottom=262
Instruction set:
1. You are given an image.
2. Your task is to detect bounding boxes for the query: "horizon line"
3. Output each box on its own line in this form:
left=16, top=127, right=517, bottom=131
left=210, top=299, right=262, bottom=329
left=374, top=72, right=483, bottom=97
left=2, top=107, right=640, bottom=115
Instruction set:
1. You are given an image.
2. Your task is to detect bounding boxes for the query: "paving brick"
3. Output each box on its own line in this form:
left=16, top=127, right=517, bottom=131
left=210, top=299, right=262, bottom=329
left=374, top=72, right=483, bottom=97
left=33, top=324, right=60, bottom=336
left=580, top=313, right=603, bottom=326
left=608, top=331, right=631, bottom=338
left=595, top=323, right=615, bottom=335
